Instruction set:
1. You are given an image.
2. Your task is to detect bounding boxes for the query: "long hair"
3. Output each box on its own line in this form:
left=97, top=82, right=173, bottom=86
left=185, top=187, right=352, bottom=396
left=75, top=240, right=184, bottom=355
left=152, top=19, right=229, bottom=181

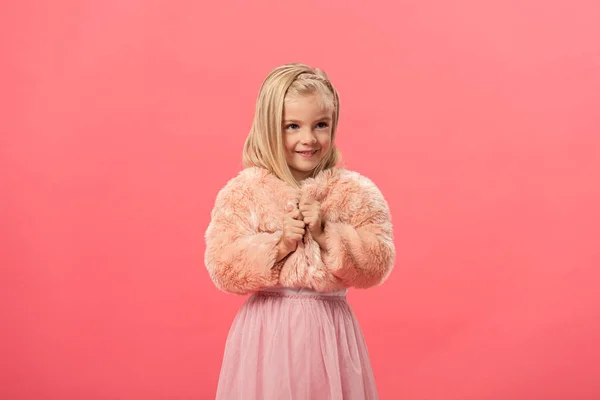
left=242, top=63, right=341, bottom=187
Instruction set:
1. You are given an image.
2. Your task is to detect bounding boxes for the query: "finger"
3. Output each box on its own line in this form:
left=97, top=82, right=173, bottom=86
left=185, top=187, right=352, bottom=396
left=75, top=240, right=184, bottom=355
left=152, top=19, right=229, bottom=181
left=285, top=202, right=296, bottom=212
left=288, top=224, right=304, bottom=233
left=300, top=206, right=316, bottom=215
left=301, top=204, right=320, bottom=214
left=291, top=232, right=304, bottom=241
left=302, top=218, right=315, bottom=229
left=299, top=199, right=312, bottom=207
left=300, top=192, right=313, bottom=204
left=302, top=214, right=318, bottom=224
left=290, top=209, right=301, bottom=219
left=292, top=219, right=306, bottom=228
left=308, top=217, right=322, bottom=229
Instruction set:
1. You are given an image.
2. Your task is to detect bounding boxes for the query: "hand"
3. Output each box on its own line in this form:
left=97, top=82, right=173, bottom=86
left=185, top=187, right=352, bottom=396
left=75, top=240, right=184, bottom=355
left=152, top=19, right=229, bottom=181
left=276, top=202, right=305, bottom=262
left=299, top=199, right=325, bottom=245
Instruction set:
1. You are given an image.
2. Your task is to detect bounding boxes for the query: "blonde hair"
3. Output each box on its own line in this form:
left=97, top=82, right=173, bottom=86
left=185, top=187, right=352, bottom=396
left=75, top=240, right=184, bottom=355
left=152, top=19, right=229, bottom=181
left=242, top=63, right=341, bottom=187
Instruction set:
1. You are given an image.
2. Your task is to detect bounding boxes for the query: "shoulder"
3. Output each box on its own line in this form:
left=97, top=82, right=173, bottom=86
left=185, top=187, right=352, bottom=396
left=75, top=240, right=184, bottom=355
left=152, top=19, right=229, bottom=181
left=335, top=168, right=382, bottom=191
left=332, top=168, right=391, bottom=220
left=221, top=167, right=272, bottom=190
left=328, top=168, right=386, bottom=201
left=213, top=167, right=276, bottom=207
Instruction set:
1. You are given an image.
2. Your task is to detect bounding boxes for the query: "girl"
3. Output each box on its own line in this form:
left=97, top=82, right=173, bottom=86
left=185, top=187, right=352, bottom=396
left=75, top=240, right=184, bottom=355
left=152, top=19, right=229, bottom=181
left=204, top=63, right=395, bottom=399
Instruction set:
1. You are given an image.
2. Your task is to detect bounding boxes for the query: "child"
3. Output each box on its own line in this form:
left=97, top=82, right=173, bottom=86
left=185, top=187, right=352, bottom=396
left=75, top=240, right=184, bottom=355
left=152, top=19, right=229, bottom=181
left=204, top=62, right=395, bottom=399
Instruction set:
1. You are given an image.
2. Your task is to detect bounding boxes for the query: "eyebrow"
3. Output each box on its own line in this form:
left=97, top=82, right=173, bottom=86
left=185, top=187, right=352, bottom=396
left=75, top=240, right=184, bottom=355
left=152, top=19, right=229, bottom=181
left=283, top=116, right=332, bottom=123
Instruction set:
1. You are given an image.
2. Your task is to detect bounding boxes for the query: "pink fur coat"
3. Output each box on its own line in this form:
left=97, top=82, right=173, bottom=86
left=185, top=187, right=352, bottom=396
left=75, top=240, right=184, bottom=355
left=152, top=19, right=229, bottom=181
left=204, top=166, right=395, bottom=294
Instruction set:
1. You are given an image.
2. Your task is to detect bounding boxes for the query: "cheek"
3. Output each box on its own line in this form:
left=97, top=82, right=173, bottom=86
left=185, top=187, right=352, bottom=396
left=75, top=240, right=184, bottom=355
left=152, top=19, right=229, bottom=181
left=319, top=133, right=332, bottom=149
left=283, top=136, right=295, bottom=153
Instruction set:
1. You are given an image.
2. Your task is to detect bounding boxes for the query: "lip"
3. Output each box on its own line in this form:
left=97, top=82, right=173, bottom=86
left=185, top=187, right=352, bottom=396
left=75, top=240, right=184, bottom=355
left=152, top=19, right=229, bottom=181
left=296, top=150, right=319, bottom=158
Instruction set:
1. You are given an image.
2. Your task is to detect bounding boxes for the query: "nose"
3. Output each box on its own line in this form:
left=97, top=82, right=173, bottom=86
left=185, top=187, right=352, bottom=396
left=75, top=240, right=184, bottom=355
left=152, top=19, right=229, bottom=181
left=300, top=128, right=317, bottom=144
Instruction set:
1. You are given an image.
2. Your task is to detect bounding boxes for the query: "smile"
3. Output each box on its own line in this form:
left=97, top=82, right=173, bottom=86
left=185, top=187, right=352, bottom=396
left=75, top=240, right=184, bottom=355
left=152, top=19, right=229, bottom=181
left=296, top=150, right=318, bottom=158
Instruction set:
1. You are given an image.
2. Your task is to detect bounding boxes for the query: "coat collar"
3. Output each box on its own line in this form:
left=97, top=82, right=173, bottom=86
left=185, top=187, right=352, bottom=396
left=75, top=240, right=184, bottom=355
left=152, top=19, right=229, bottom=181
left=242, top=166, right=342, bottom=203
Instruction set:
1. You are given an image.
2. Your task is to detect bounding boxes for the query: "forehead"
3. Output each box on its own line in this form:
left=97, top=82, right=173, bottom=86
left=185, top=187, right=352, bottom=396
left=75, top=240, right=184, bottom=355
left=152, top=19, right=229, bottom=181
left=283, top=93, right=333, bottom=118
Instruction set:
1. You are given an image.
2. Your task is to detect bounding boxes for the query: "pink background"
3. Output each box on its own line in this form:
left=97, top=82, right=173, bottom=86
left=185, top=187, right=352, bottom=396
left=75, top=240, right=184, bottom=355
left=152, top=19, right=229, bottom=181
left=2, top=0, right=599, bottom=399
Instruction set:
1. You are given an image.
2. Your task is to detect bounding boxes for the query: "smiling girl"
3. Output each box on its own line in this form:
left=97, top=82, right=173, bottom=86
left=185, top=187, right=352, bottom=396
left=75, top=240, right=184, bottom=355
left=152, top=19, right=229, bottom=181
left=204, top=63, right=395, bottom=399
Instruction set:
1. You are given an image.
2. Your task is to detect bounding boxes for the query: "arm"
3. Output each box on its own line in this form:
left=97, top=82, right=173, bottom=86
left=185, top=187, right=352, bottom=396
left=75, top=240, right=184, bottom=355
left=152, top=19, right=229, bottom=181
left=204, top=180, right=284, bottom=295
left=315, top=178, right=395, bottom=289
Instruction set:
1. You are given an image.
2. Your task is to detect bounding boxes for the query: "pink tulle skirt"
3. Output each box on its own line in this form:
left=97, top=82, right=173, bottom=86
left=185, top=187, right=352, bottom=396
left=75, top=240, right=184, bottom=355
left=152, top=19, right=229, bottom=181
left=215, top=288, right=379, bottom=400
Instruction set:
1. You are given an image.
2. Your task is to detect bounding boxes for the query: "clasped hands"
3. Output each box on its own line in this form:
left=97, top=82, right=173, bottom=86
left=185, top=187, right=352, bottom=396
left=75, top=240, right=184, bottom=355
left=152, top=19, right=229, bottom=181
left=276, top=198, right=326, bottom=262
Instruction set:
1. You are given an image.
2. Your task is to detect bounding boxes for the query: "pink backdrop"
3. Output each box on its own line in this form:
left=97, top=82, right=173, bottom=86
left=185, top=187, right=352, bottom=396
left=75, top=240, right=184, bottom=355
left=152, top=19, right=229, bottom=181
left=2, top=0, right=599, bottom=399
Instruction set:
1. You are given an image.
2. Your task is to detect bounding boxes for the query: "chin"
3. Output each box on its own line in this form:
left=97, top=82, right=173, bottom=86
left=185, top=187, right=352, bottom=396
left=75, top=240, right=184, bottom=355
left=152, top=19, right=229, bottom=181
left=291, top=165, right=315, bottom=174
left=297, top=160, right=322, bottom=170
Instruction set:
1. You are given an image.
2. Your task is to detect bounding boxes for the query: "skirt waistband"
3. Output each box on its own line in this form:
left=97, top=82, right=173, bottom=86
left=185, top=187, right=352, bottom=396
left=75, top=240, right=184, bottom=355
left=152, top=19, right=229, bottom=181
left=259, top=286, right=348, bottom=298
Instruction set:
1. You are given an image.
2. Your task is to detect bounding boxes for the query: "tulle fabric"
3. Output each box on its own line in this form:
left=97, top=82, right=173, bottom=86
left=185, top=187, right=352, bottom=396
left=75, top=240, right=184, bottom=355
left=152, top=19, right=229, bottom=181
left=215, top=290, right=379, bottom=400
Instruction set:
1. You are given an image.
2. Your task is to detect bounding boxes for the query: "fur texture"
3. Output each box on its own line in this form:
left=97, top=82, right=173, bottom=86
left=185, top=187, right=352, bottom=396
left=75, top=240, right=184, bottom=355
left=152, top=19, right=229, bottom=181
left=204, top=167, right=395, bottom=294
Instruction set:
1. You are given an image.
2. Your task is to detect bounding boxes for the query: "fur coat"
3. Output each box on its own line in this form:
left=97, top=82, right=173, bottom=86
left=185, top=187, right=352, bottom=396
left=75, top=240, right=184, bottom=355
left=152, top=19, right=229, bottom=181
left=204, top=166, right=395, bottom=295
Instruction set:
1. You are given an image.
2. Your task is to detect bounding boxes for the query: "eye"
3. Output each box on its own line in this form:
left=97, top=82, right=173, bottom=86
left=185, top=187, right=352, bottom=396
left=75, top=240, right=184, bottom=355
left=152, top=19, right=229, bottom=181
left=285, top=123, right=299, bottom=130
left=316, top=122, right=329, bottom=129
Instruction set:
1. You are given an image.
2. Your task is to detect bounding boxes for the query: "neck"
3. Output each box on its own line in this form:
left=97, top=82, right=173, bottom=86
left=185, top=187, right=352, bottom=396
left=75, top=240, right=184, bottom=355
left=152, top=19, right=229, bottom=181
left=291, top=170, right=313, bottom=182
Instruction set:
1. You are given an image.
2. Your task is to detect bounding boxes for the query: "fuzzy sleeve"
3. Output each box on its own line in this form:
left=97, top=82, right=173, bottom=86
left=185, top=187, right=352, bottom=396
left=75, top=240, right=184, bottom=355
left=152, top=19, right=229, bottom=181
left=204, top=179, right=282, bottom=295
left=321, top=177, right=395, bottom=289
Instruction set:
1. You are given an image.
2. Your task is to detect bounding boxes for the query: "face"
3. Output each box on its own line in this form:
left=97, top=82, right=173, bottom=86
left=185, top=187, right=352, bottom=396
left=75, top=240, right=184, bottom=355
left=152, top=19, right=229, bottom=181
left=282, top=93, right=333, bottom=182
